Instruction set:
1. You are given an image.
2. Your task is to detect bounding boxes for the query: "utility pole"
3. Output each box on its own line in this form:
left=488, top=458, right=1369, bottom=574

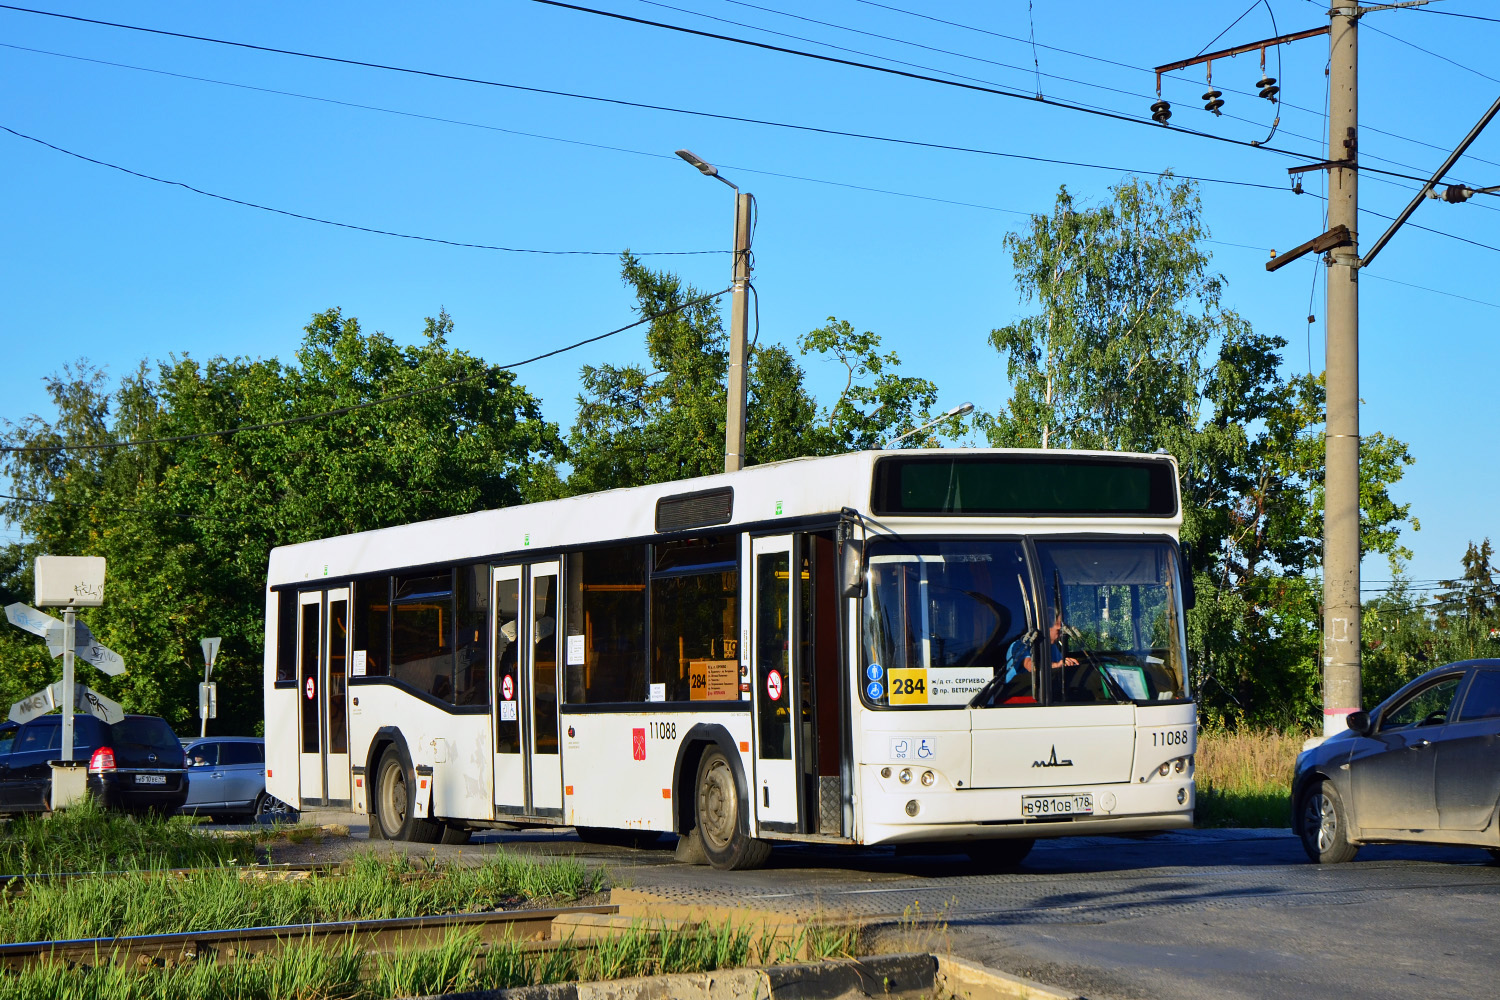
left=1322, top=4, right=1363, bottom=737
left=674, top=149, right=754, bottom=474
left=724, top=191, right=753, bottom=473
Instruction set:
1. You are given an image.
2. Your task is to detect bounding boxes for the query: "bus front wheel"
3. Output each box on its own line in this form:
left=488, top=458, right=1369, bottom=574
left=694, top=747, right=770, bottom=871
left=374, top=745, right=443, bottom=844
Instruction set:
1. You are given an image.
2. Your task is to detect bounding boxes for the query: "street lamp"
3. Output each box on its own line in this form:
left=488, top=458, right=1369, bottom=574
left=887, top=403, right=976, bottom=448
left=676, top=149, right=752, bottom=473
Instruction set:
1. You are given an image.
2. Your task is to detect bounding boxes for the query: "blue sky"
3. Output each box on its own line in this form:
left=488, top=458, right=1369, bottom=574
left=1, top=1, right=1496, bottom=595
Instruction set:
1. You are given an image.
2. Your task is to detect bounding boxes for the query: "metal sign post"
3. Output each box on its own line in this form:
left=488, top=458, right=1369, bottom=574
left=200, top=637, right=221, bottom=738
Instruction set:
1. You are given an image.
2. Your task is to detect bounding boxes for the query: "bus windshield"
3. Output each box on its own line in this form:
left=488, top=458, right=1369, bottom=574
left=862, top=538, right=1188, bottom=709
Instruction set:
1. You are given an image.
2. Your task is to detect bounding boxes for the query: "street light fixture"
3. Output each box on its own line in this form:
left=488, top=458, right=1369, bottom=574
left=675, top=149, right=739, bottom=191
left=887, top=403, right=976, bottom=448
left=676, top=148, right=753, bottom=473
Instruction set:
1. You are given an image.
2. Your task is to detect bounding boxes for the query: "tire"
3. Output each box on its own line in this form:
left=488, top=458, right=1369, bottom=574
left=966, top=837, right=1035, bottom=872
left=374, top=745, right=443, bottom=843
left=253, top=791, right=299, bottom=825
left=694, top=747, right=770, bottom=871
left=440, top=824, right=472, bottom=845
left=1298, top=779, right=1359, bottom=864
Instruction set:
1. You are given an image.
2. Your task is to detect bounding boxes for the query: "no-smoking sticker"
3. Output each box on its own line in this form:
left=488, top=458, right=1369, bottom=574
left=304, top=676, right=316, bottom=701
left=501, top=674, right=515, bottom=701
left=766, top=668, right=783, bottom=701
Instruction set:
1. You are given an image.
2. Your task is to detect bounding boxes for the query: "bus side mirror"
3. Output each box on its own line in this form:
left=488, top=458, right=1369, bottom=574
left=841, top=539, right=866, bottom=598
left=1180, top=544, right=1196, bottom=611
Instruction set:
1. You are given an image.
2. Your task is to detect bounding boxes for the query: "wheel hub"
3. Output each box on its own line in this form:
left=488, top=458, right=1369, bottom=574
left=698, top=759, right=736, bottom=850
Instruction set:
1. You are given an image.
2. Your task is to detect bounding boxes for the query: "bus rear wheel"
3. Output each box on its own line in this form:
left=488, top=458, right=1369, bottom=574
left=374, top=745, right=442, bottom=843
left=694, top=747, right=770, bottom=871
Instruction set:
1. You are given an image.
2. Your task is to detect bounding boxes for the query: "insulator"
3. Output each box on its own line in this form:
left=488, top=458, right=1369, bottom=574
left=1256, top=76, right=1277, bottom=89
left=1443, top=184, right=1473, bottom=203
left=1202, top=89, right=1225, bottom=114
left=1150, top=99, right=1173, bottom=123
left=1259, top=84, right=1281, bottom=102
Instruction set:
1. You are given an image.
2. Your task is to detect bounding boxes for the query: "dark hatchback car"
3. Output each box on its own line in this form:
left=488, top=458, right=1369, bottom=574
left=0, top=714, right=189, bottom=814
left=1293, top=658, right=1500, bottom=864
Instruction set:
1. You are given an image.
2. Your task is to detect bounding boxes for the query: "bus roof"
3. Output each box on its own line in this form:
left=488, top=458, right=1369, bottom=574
left=266, top=448, right=1179, bottom=586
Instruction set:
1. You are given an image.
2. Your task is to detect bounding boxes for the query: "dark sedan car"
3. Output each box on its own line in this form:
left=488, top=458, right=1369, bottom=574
left=0, top=713, right=189, bottom=815
left=1293, top=659, right=1500, bottom=864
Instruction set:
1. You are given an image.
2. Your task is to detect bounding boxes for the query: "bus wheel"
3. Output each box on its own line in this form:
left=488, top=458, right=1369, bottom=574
left=440, top=824, right=472, bottom=845
left=374, top=745, right=442, bottom=843
left=966, top=837, right=1035, bottom=872
left=694, top=747, right=770, bottom=871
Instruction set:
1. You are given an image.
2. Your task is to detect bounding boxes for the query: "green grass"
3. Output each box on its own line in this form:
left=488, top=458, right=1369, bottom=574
left=1194, top=728, right=1302, bottom=828
left=0, top=800, right=262, bottom=874
left=0, top=851, right=606, bottom=943
left=1, top=920, right=860, bottom=1000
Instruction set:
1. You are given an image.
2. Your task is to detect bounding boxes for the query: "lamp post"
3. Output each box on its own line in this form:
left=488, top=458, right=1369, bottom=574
left=676, top=149, right=753, bottom=474
left=887, top=403, right=976, bottom=448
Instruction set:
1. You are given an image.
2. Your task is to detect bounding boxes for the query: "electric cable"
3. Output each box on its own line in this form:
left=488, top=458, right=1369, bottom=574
left=0, top=124, right=720, bottom=256
left=1362, top=16, right=1500, bottom=86
left=0, top=492, right=191, bottom=518
left=0, top=11, right=1297, bottom=194
left=0, top=287, right=731, bottom=454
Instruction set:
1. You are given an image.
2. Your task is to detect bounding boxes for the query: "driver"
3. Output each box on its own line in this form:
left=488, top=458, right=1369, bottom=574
left=1004, top=611, right=1078, bottom=684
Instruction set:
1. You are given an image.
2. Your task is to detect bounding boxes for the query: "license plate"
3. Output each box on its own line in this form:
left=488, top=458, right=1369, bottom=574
left=134, top=774, right=167, bottom=785
left=1021, top=793, right=1093, bottom=817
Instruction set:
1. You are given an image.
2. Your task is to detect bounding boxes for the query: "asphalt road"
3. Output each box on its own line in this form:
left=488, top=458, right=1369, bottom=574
left=294, top=816, right=1500, bottom=1000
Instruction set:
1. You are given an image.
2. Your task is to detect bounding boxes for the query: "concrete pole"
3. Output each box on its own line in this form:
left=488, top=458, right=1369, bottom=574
left=724, top=191, right=753, bottom=474
left=61, top=607, right=76, bottom=761
left=1322, top=4, right=1361, bottom=736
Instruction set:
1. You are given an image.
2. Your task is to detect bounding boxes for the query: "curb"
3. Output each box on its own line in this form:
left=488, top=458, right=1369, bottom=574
left=414, top=951, right=1087, bottom=1000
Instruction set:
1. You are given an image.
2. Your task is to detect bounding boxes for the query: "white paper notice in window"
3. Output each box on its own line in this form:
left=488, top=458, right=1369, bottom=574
left=500, top=701, right=518, bottom=721
left=648, top=683, right=666, bottom=702
left=566, top=634, right=586, bottom=666
left=351, top=650, right=367, bottom=677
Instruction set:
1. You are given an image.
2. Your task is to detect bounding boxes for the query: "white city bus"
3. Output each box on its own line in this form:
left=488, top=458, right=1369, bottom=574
left=264, top=449, right=1196, bottom=870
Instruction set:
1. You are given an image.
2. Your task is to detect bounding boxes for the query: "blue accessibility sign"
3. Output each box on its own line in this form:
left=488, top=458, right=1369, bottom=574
left=866, top=681, right=884, bottom=700
left=866, top=663, right=883, bottom=681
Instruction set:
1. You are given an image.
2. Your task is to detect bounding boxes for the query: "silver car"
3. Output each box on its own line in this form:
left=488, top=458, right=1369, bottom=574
left=181, top=737, right=297, bottom=823
left=1293, top=659, right=1500, bottom=864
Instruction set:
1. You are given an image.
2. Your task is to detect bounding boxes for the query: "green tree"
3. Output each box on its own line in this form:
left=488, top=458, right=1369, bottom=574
left=565, top=254, right=945, bottom=494
left=0, top=310, right=562, bottom=733
left=983, top=175, right=1418, bottom=728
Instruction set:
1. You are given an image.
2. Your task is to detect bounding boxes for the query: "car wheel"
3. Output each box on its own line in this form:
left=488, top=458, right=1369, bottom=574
left=1299, top=780, right=1359, bottom=864
left=694, top=747, right=770, bottom=871
left=966, top=837, right=1036, bottom=872
left=253, top=792, right=299, bottom=825
left=374, top=745, right=442, bottom=843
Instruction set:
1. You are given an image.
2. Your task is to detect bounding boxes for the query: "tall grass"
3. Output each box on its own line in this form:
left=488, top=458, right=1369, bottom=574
left=0, top=800, right=260, bottom=874
left=1, top=851, right=607, bottom=943
left=2, top=920, right=861, bottom=1000
left=1194, top=728, right=1306, bottom=828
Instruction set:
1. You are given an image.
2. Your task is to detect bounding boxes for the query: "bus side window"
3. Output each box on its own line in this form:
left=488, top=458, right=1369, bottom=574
left=353, top=576, right=390, bottom=678
left=276, top=590, right=298, bottom=683
left=564, top=545, right=648, bottom=704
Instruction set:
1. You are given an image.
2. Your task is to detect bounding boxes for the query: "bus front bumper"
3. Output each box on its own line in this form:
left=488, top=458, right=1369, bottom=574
left=857, top=774, right=1195, bottom=845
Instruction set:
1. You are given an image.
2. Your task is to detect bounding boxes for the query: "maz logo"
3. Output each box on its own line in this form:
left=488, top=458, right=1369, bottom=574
left=1032, top=746, right=1073, bottom=768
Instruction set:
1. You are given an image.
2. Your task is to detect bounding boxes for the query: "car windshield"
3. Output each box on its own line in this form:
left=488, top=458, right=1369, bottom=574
left=862, top=538, right=1189, bottom=708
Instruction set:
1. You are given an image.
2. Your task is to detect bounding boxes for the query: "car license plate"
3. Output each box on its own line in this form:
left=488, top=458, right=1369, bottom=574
left=1021, top=793, right=1093, bottom=817
left=135, top=774, right=167, bottom=785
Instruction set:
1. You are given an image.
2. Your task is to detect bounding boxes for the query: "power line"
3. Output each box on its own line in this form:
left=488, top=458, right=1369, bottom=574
left=0, top=287, right=731, bottom=454
left=1362, top=271, right=1500, bottom=309
left=846, top=0, right=1500, bottom=172
left=0, top=8, right=1292, bottom=194
left=0, top=124, right=719, bottom=256
left=1361, top=17, right=1500, bottom=86
left=0, top=491, right=190, bottom=518
left=1405, top=4, right=1500, bottom=25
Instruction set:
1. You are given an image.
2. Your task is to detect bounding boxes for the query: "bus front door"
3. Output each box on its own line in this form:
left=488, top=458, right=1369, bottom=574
left=297, top=591, right=322, bottom=803
left=492, top=562, right=563, bottom=817
left=752, top=535, right=801, bottom=828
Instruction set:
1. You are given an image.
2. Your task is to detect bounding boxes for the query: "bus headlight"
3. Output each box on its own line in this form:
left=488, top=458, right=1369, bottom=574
left=898, top=768, right=913, bottom=784
left=1174, top=757, right=1186, bottom=773
left=1158, top=762, right=1171, bottom=777
left=881, top=767, right=892, bottom=779
left=1177, top=787, right=1187, bottom=804
left=905, top=799, right=920, bottom=817
left=921, top=770, right=935, bottom=787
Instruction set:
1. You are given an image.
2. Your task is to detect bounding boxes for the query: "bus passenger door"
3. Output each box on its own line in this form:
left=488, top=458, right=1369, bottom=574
left=323, top=588, right=352, bottom=803
left=297, top=591, right=323, bottom=804
left=526, top=562, right=563, bottom=814
left=752, top=535, right=800, bottom=828
left=492, top=566, right=525, bottom=814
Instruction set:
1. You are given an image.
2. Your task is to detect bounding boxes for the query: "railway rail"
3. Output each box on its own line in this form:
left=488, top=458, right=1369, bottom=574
left=0, top=903, right=620, bottom=970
